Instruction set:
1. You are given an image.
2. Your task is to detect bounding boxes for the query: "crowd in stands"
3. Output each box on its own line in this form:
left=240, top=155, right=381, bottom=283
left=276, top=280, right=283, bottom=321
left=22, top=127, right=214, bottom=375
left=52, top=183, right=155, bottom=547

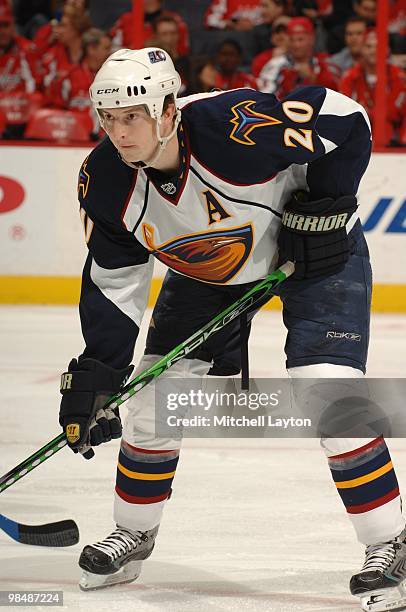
left=0, top=0, right=404, bottom=145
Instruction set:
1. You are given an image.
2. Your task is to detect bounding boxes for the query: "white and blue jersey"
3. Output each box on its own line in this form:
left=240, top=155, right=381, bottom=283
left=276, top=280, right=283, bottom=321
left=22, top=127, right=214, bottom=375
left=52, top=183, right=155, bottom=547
left=77, top=86, right=371, bottom=369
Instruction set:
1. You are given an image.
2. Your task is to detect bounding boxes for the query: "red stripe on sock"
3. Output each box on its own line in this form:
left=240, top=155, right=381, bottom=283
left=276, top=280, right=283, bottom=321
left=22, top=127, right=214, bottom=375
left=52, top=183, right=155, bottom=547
left=347, top=487, right=400, bottom=514
left=329, top=437, right=384, bottom=461
left=115, top=486, right=169, bottom=504
left=123, top=441, right=178, bottom=455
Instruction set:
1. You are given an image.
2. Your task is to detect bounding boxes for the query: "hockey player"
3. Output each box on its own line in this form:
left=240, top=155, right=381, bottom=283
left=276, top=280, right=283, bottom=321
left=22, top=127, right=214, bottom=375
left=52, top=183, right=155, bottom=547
left=58, top=48, right=406, bottom=610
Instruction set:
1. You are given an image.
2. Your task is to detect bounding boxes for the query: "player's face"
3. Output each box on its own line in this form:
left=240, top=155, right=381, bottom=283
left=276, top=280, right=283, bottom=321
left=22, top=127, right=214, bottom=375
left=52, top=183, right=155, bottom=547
left=101, top=106, right=157, bottom=164
left=345, top=22, right=367, bottom=54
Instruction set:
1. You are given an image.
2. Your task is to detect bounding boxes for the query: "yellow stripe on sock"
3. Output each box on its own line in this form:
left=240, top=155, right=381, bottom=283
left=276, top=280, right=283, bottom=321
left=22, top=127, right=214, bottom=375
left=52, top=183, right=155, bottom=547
left=335, top=461, right=393, bottom=489
left=118, top=462, right=176, bottom=481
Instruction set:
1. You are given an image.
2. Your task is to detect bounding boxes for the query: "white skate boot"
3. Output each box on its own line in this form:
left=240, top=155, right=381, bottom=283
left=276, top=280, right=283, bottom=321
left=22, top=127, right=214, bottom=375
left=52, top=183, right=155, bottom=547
left=350, top=527, right=406, bottom=611
left=78, top=525, right=159, bottom=590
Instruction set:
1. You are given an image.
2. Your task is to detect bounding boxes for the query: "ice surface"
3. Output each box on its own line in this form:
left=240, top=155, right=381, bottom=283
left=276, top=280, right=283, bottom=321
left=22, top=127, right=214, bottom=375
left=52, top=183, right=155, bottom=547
left=1, top=306, right=405, bottom=611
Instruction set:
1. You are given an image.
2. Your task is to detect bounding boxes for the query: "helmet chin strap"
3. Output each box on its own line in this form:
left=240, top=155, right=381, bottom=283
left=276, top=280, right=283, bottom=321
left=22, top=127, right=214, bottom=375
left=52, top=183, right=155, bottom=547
left=119, top=109, right=182, bottom=170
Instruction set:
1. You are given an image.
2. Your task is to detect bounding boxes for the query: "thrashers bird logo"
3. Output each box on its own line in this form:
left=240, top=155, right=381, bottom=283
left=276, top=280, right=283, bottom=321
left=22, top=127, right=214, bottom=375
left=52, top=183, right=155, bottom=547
left=142, top=223, right=253, bottom=284
left=229, top=100, right=281, bottom=146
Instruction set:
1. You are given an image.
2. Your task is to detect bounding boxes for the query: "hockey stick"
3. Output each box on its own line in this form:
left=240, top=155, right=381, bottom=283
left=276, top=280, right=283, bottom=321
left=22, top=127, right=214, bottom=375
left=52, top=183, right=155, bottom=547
left=0, top=261, right=294, bottom=495
left=0, top=513, right=79, bottom=547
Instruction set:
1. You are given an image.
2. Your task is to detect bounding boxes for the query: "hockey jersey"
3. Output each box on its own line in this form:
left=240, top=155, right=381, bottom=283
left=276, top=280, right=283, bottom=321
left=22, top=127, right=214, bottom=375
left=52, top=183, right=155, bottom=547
left=77, top=86, right=371, bottom=369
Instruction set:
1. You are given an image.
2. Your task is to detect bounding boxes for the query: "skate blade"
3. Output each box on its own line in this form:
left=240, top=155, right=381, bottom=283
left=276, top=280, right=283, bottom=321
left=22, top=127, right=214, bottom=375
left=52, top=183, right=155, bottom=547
left=79, top=560, right=143, bottom=591
left=360, top=580, right=406, bottom=611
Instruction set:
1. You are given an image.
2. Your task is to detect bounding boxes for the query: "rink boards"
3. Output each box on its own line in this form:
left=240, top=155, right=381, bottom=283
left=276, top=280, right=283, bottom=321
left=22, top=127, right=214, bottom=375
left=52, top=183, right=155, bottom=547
left=0, top=144, right=405, bottom=311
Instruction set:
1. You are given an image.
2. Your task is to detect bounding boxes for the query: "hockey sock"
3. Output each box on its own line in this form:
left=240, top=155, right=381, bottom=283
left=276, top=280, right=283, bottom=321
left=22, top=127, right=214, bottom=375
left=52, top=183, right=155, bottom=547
left=328, top=437, right=404, bottom=544
left=114, top=440, right=180, bottom=531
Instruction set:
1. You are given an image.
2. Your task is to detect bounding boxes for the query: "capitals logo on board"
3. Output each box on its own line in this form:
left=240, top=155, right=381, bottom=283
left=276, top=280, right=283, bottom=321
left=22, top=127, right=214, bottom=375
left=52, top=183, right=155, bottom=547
left=142, top=223, right=253, bottom=284
left=78, top=156, right=90, bottom=198
left=229, top=100, right=281, bottom=146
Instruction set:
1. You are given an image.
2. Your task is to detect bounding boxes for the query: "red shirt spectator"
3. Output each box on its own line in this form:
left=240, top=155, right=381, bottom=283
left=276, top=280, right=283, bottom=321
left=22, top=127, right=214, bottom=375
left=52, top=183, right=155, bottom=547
left=340, top=30, right=405, bottom=144
left=0, top=3, right=43, bottom=136
left=46, top=28, right=112, bottom=135
left=205, top=0, right=262, bottom=30
left=41, top=11, right=89, bottom=90
left=215, top=69, right=257, bottom=90
left=110, top=2, right=189, bottom=57
left=0, top=4, right=40, bottom=95
left=252, top=15, right=290, bottom=77
left=0, top=5, right=41, bottom=95
left=258, top=17, right=338, bottom=96
left=389, top=0, right=406, bottom=36
left=33, top=21, right=59, bottom=56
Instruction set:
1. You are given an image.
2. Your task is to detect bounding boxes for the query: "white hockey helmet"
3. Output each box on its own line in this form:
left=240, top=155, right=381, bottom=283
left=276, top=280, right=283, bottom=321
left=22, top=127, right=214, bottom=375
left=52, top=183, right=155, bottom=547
left=89, top=47, right=181, bottom=119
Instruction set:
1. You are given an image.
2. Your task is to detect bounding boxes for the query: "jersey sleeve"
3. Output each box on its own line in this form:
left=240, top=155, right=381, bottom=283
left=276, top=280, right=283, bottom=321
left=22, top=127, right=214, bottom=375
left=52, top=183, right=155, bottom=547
left=77, top=145, right=152, bottom=369
left=181, top=86, right=371, bottom=191
left=256, top=86, right=372, bottom=199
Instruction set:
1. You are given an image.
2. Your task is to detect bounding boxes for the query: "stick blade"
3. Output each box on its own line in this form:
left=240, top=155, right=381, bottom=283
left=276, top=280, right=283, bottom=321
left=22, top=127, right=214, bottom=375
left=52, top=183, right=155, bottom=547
left=18, top=519, right=80, bottom=547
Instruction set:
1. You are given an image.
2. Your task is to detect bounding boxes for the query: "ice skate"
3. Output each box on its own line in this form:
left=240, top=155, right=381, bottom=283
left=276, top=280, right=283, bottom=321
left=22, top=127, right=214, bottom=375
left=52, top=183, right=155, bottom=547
left=78, top=525, right=159, bottom=590
left=350, top=528, right=406, bottom=611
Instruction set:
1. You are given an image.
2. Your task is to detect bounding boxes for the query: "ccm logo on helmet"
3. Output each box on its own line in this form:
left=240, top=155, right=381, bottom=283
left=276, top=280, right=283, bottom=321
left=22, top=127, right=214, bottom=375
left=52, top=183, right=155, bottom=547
left=96, top=88, right=120, bottom=94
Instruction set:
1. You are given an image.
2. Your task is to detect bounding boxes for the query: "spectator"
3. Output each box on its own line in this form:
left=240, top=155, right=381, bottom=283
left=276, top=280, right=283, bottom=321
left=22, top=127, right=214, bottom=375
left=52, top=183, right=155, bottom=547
left=353, top=0, right=376, bottom=26
left=192, top=59, right=218, bottom=94
left=46, top=28, right=110, bottom=112
left=252, top=0, right=287, bottom=56
left=45, top=27, right=111, bottom=137
left=389, top=0, right=406, bottom=36
left=33, top=16, right=60, bottom=56
left=389, top=0, right=406, bottom=57
left=258, top=16, right=338, bottom=96
left=33, top=1, right=87, bottom=56
left=204, top=0, right=262, bottom=31
left=328, top=16, right=368, bottom=75
left=323, top=0, right=368, bottom=54
left=41, top=2, right=91, bottom=90
left=214, top=39, right=257, bottom=89
left=340, top=29, right=406, bottom=146
left=110, top=0, right=189, bottom=57
left=148, top=15, right=191, bottom=95
left=252, top=16, right=290, bottom=77
left=0, top=2, right=43, bottom=137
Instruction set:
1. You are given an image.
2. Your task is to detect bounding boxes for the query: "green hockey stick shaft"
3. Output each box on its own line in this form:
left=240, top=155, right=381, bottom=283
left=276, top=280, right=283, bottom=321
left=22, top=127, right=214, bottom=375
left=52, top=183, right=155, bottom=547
left=0, top=261, right=294, bottom=494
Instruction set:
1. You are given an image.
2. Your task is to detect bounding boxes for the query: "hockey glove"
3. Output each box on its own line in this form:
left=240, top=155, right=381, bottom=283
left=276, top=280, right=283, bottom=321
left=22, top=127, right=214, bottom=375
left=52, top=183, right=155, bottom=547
left=277, top=191, right=357, bottom=280
left=59, top=358, right=133, bottom=460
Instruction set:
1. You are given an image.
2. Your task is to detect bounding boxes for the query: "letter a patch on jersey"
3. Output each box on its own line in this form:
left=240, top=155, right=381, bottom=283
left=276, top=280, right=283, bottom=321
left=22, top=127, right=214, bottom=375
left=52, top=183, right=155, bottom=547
left=203, top=190, right=231, bottom=225
left=230, top=100, right=282, bottom=146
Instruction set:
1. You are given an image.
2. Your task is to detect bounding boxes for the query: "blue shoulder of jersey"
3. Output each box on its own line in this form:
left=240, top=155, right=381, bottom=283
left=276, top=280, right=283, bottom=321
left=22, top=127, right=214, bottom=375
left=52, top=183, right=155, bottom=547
left=77, top=137, right=136, bottom=226
left=179, top=87, right=323, bottom=183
